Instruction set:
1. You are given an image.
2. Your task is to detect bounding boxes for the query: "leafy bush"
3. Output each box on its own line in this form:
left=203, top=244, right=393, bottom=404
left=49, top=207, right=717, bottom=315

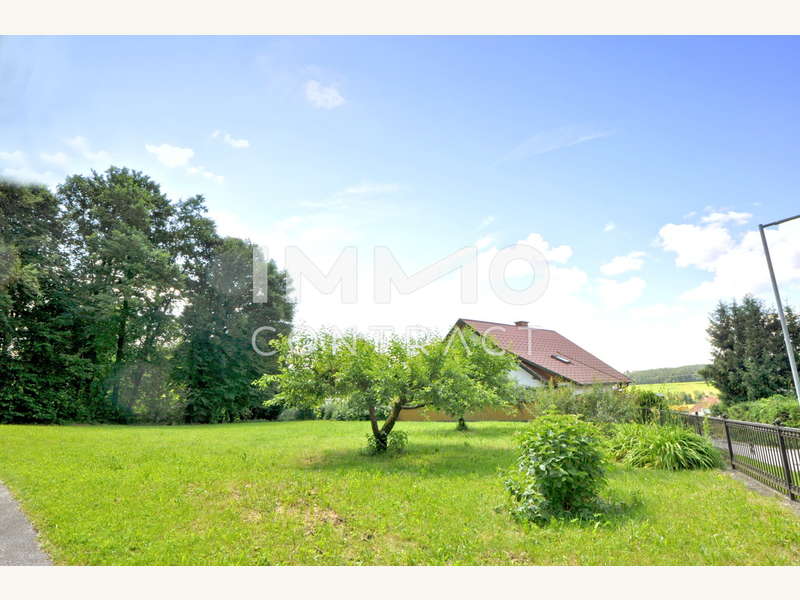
left=318, top=398, right=391, bottom=421
left=502, top=414, right=607, bottom=524
left=609, top=424, right=721, bottom=470
left=713, top=395, right=800, bottom=428
left=363, top=430, right=408, bottom=455
left=527, top=384, right=638, bottom=424
left=626, top=389, right=666, bottom=423
left=276, top=407, right=317, bottom=421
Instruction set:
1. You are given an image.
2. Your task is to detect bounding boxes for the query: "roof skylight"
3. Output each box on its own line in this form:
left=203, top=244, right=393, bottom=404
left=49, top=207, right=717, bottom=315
left=552, top=354, right=572, bottom=364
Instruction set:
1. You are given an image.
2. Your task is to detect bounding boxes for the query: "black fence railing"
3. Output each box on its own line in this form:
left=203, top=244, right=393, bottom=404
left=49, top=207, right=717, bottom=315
left=660, top=410, right=800, bottom=501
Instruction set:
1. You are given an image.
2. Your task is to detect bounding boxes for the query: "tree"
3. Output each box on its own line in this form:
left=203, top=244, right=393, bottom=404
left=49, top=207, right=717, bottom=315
left=0, top=181, right=91, bottom=422
left=702, top=295, right=800, bottom=404
left=174, top=239, right=294, bottom=422
left=259, top=329, right=516, bottom=450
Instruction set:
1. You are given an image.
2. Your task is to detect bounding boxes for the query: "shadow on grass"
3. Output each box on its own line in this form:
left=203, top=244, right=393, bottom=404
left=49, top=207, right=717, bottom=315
left=300, top=442, right=516, bottom=477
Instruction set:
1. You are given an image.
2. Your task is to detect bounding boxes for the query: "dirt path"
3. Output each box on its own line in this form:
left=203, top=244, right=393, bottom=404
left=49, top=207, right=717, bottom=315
left=0, top=482, right=51, bottom=565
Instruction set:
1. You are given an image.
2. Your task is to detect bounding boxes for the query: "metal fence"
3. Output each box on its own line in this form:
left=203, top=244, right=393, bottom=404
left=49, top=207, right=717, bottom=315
left=662, top=411, right=800, bottom=501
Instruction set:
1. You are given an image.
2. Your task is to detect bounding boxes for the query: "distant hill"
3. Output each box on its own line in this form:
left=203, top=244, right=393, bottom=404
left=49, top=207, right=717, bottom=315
left=625, top=364, right=708, bottom=385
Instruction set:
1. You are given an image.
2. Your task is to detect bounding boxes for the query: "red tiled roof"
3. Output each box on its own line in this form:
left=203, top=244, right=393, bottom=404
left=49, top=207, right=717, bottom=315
left=457, top=318, right=631, bottom=385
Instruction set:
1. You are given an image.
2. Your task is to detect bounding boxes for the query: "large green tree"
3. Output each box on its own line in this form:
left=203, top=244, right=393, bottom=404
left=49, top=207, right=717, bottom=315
left=259, top=330, right=516, bottom=450
left=702, top=295, right=800, bottom=404
left=0, top=181, right=93, bottom=422
left=1, top=168, right=294, bottom=424
left=174, top=239, right=294, bottom=423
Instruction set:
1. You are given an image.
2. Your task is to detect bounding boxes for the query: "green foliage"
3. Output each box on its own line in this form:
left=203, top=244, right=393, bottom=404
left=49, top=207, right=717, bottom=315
left=318, top=398, right=391, bottom=421
left=609, top=424, right=721, bottom=470
left=626, top=364, right=708, bottom=384
left=627, top=388, right=666, bottom=423
left=363, top=430, right=408, bottom=455
left=258, top=328, right=516, bottom=449
left=0, top=171, right=292, bottom=424
left=702, top=296, right=800, bottom=404
left=276, top=407, right=317, bottom=421
left=172, top=239, right=293, bottom=423
left=502, top=414, right=607, bottom=524
left=713, top=394, right=800, bottom=428
left=526, top=384, right=638, bottom=424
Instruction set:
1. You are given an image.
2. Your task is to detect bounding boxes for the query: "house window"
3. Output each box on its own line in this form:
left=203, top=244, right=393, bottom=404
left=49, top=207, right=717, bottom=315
left=552, top=354, right=572, bottom=364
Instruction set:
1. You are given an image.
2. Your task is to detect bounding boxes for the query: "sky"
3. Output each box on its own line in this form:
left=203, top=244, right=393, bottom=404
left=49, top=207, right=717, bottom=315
left=2, top=36, right=800, bottom=371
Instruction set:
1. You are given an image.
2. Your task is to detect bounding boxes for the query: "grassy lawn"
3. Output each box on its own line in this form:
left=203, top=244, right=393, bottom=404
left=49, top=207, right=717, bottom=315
left=633, top=381, right=719, bottom=397
left=1, top=420, right=798, bottom=565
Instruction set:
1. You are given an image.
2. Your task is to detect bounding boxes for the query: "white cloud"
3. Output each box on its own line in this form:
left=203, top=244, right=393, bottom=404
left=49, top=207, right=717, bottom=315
left=479, top=215, right=495, bottom=230
left=603, top=222, right=616, bottom=233
left=600, top=251, right=646, bottom=276
left=659, top=216, right=800, bottom=302
left=1, top=166, right=60, bottom=188
left=211, top=130, right=250, bottom=149
left=305, top=80, right=345, bottom=109
left=66, top=136, right=110, bottom=163
left=658, top=222, right=734, bottom=270
left=519, top=233, right=573, bottom=264
left=145, top=143, right=195, bottom=168
left=681, top=221, right=800, bottom=302
left=597, top=277, right=646, bottom=308
left=187, top=165, right=224, bottom=184
left=0, top=150, right=26, bottom=163
left=701, top=210, right=752, bottom=225
left=40, top=151, right=69, bottom=166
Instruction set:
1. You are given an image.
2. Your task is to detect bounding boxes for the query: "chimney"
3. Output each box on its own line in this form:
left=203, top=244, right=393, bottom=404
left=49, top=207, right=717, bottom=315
left=514, top=320, right=529, bottom=328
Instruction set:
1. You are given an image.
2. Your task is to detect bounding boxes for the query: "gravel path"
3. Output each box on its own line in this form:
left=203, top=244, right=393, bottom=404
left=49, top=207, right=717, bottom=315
left=0, top=482, right=51, bottom=565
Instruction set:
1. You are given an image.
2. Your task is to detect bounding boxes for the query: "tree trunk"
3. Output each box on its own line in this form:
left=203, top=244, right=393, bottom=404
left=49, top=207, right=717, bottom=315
left=368, top=401, right=404, bottom=452
left=368, top=405, right=387, bottom=451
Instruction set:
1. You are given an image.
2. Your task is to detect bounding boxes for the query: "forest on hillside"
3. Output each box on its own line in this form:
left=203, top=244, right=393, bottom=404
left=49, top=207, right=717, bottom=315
left=626, top=364, right=707, bottom=384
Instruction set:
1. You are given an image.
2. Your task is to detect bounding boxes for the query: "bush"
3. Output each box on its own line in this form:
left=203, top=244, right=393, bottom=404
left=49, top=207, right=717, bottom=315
left=528, top=384, right=637, bottom=424
left=318, top=398, right=391, bottom=421
left=363, top=430, right=408, bottom=455
left=502, top=414, right=607, bottom=524
left=714, top=395, right=800, bottom=428
left=609, top=424, right=721, bottom=470
left=276, top=407, right=317, bottom=421
left=626, top=389, right=666, bottom=423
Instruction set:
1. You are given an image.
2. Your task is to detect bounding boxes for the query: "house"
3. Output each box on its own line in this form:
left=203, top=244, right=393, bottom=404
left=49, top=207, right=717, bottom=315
left=453, top=318, right=631, bottom=388
left=398, top=318, right=630, bottom=422
left=675, top=395, right=720, bottom=416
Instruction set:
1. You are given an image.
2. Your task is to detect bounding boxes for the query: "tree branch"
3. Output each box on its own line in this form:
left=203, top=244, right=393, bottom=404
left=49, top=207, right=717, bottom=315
left=400, top=403, right=427, bottom=410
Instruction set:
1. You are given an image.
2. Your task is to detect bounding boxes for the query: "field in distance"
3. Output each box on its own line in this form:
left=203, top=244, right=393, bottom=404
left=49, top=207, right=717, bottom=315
left=631, top=381, right=719, bottom=397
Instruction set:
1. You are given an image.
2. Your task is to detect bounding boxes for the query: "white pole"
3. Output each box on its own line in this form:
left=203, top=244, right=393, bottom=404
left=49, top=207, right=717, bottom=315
left=759, top=222, right=800, bottom=405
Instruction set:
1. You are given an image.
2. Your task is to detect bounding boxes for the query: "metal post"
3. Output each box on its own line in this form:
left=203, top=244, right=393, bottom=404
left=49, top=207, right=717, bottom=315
left=776, top=427, right=795, bottom=501
left=759, top=222, right=800, bottom=406
left=723, top=418, right=735, bottom=469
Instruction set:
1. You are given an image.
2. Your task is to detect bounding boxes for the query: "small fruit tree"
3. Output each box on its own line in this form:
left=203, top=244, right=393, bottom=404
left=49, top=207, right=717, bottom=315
left=257, top=329, right=516, bottom=451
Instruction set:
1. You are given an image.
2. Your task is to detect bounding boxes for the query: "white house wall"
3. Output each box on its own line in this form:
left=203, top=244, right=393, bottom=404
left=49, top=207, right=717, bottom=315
left=510, top=365, right=542, bottom=388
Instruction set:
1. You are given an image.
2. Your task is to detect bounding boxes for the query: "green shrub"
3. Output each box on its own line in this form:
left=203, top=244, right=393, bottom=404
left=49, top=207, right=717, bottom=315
left=610, top=424, right=721, bottom=470
left=502, top=414, right=607, bottom=524
left=716, top=395, right=800, bottom=428
left=276, top=407, right=317, bottom=421
left=529, top=384, right=637, bottom=424
left=626, top=389, right=666, bottom=423
left=363, top=430, right=408, bottom=455
left=318, top=398, right=391, bottom=421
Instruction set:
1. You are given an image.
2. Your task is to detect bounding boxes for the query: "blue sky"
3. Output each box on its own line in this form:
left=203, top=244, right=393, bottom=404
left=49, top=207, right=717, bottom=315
left=2, top=36, right=800, bottom=370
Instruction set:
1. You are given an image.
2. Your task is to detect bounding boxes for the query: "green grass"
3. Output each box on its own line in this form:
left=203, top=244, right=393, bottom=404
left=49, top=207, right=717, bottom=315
left=1, top=421, right=798, bottom=565
left=632, top=381, right=719, bottom=397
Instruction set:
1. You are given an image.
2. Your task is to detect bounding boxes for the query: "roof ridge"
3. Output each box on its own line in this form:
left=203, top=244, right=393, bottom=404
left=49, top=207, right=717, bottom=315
left=460, top=317, right=551, bottom=331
